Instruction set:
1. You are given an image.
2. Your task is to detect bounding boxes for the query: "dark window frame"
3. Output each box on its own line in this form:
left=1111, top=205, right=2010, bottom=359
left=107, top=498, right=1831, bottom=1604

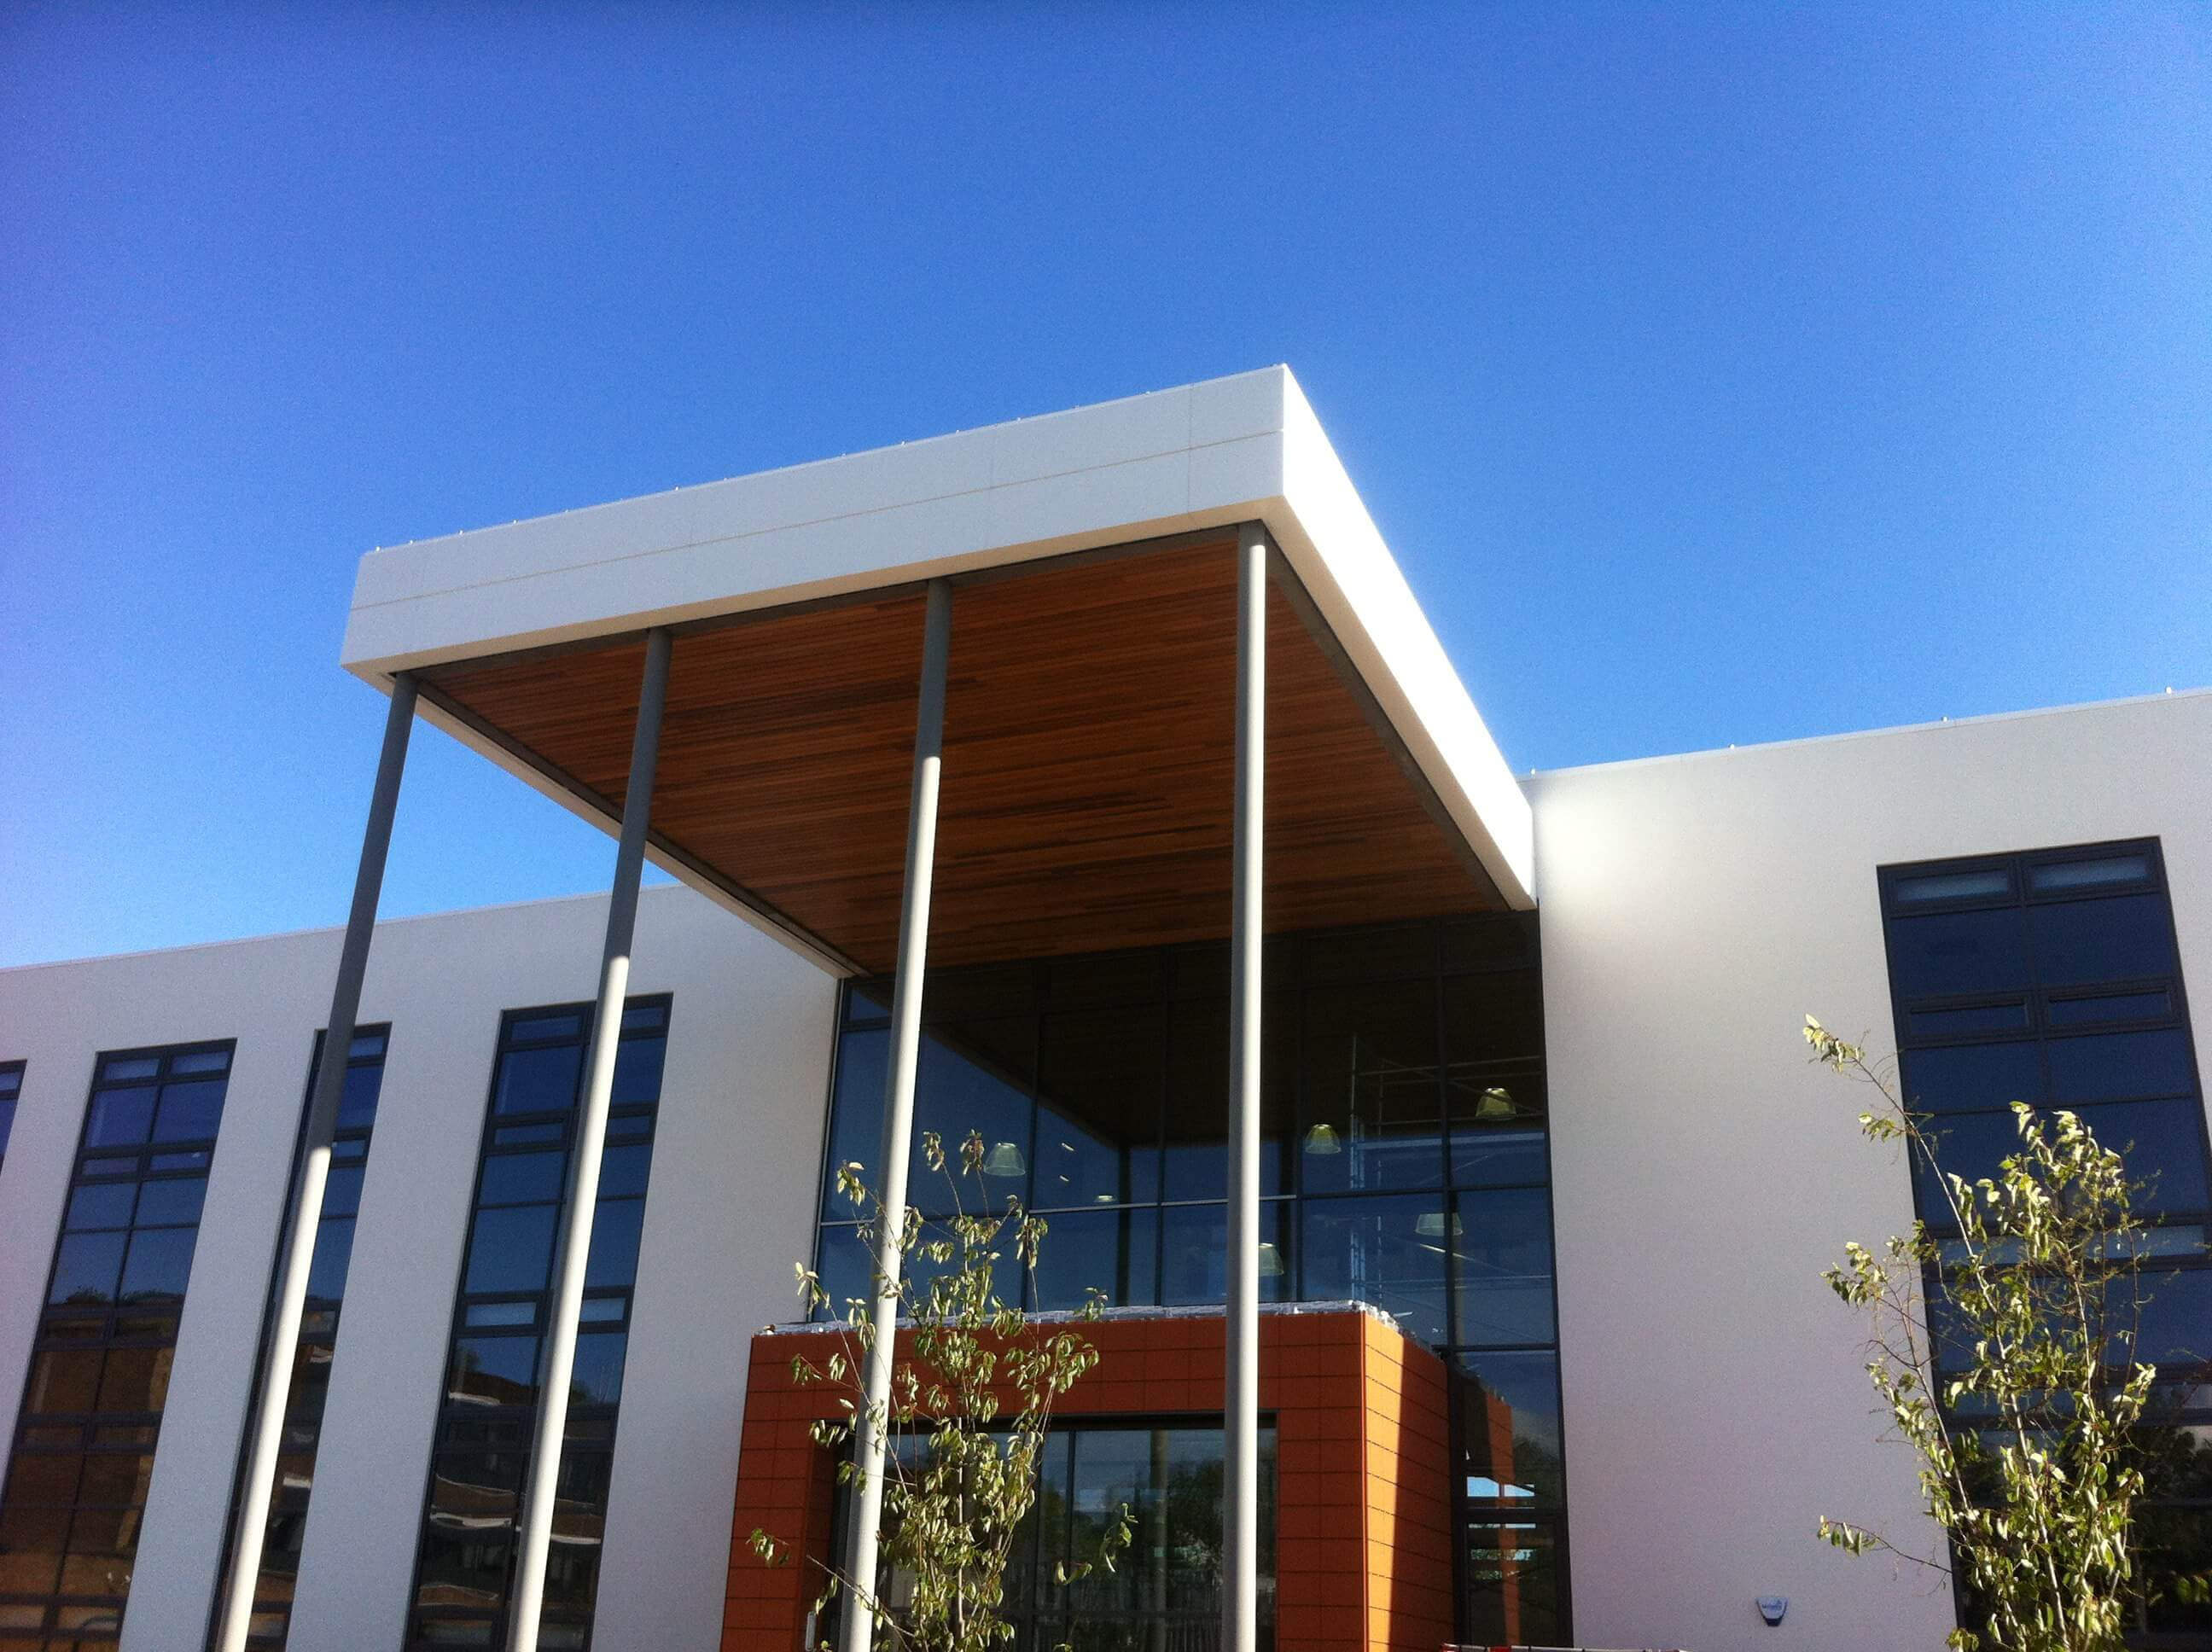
left=2, top=1038, right=236, bottom=1649
left=401, top=996, right=672, bottom=1652
left=1878, top=838, right=2212, bottom=1649
left=812, top=914, right=1569, bottom=1646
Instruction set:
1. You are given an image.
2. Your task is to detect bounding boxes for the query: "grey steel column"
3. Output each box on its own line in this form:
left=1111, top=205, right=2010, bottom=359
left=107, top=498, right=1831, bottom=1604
left=839, top=578, right=953, bottom=1652
left=508, top=627, right=673, bottom=1651
left=1223, top=522, right=1266, bottom=1652
left=215, top=674, right=417, bottom=1652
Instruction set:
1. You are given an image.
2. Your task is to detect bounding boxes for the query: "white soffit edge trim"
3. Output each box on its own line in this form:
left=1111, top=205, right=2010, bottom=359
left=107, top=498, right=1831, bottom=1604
left=339, top=366, right=1535, bottom=912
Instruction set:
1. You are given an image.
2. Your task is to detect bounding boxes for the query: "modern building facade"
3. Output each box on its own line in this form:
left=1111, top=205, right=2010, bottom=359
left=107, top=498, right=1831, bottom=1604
left=0, top=369, right=2205, bottom=1652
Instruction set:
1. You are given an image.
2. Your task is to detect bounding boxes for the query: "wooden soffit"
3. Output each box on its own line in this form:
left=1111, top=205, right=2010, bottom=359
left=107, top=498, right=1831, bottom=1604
left=418, top=535, right=1505, bottom=973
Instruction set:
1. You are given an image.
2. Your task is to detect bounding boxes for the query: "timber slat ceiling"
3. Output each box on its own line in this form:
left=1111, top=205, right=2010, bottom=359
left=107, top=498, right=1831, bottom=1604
left=423, top=537, right=1500, bottom=972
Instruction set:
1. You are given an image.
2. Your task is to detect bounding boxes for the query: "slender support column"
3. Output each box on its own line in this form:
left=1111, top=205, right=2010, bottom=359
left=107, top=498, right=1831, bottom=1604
left=1223, top=523, right=1266, bottom=1652
left=839, top=578, right=954, bottom=1652
left=215, top=675, right=417, bottom=1652
left=508, top=627, right=673, bottom=1650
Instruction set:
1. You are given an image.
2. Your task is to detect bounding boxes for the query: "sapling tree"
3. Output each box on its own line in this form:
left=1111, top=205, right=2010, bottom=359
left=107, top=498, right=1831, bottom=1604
left=1803, top=1015, right=2208, bottom=1651
left=749, top=1129, right=1130, bottom=1652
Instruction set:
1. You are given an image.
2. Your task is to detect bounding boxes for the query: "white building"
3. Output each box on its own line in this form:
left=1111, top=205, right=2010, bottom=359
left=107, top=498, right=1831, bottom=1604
left=1, top=371, right=2205, bottom=1652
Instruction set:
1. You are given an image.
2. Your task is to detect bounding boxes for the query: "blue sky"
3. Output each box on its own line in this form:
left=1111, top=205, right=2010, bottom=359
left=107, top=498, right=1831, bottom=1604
left=3, top=5, right=2207, bottom=968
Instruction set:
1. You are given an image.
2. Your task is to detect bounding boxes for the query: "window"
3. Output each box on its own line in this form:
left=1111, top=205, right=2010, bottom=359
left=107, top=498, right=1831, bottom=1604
left=832, top=1421, right=1277, bottom=1649
left=405, top=1000, right=669, bottom=1652
left=814, top=914, right=1569, bottom=1643
left=1, top=1041, right=234, bottom=1649
left=0, top=1061, right=23, bottom=1167
left=1880, top=840, right=2212, bottom=1643
left=208, top=1028, right=389, bottom=1649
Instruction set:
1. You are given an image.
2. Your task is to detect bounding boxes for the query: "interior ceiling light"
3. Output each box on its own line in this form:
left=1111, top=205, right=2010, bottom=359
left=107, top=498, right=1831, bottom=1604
left=1256, top=1242, right=1285, bottom=1277
left=1302, top=1123, right=1342, bottom=1155
left=981, top=1142, right=1026, bottom=1177
left=1476, top=1087, right=1516, bottom=1121
left=1415, top=1210, right=1464, bottom=1239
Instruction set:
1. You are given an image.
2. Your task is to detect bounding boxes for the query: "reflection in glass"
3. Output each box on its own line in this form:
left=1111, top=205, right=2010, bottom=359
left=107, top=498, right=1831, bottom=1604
left=853, top=1423, right=1275, bottom=1650
left=1456, top=1352, right=1564, bottom=1507
left=911, top=1020, right=1037, bottom=1218
left=2029, top=894, right=2174, bottom=986
left=1162, top=1202, right=1289, bottom=1308
left=1464, top=1518, right=1564, bottom=1646
left=1028, top=1207, right=1157, bottom=1311
left=1034, top=1007, right=1162, bottom=1209
left=1452, top=1190, right=1556, bottom=1348
left=1162, top=997, right=1293, bottom=1201
left=1301, top=983, right=1441, bottom=1194
left=1884, top=909, right=2030, bottom=998
left=464, top=1206, right=559, bottom=1296
left=494, top=1044, right=583, bottom=1116
left=1302, top=1195, right=1448, bottom=1343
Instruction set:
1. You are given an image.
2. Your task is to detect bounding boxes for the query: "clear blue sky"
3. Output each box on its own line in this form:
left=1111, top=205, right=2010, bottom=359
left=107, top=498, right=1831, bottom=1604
left=3, top=5, right=2207, bottom=968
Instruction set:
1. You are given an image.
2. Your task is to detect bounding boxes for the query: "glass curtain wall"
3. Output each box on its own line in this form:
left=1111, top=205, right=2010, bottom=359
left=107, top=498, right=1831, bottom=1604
left=0, top=1041, right=235, bottom=1649
left=404, top=999, right=669, bottom=1651
left=1879, top=841, right=2212, bottom=1643
left=208, top=1027, right=389, bottom=1649
left=812, top=913, right=1568, bottom=1643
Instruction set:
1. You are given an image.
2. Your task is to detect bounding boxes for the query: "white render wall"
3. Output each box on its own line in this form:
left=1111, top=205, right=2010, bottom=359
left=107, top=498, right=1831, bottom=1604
left=1531, top=689, right=2212, bottom=1652
left=0, top=884, right=835, bottom=1652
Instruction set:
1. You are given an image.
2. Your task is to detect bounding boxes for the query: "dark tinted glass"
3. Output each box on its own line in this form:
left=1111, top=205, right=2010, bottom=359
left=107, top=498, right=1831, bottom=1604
left=1456, top=1352, right=1563, bottom=1507
left=307, top=1219, right=356, bottom=1300
left=1464, top=1518, right=1564, bottom=1646
left=1454, top=1189, right=1557, bottom=1347
left=1440, top=915, right=1538, bottom=973
left=1907, top=1001, right=2030, bottom=1036
left=464, top=1207, right=559, bottom=1294
left=2029, top=894, right=2174, bottom=986
left=84, top=1088, right=155, bottom=1148
left=49, top=1232, right=127, bottom=1305
left=1300, top=982, right=1442, bottom=1194
left=2046, top=990, right=2172, bottom=1026
left=610, top=1038, right=665, bottom=1106
left=1302, top=923, right=1433, bottom=984
left=1034, top=1006, right=1162, bottom=1209
left=132, top=1177, right=206, bottom=1227
left=1910, top=1105, right=2209, bottom=1220
left=119, top=1227, right=198, bottom=1300
left=321, top=1164, right=365, bottom=1218
left=66, top=1184, right=137, bottom=1231
left=584, top=1198, right=643, bottom=1288
left=1885, top=908, right=2029, bottom=998
left=1301, top=1194, right=1449, bottom=1344
left=1028, top=1207, right=1158, bottom=1311
left=152, top=1079, right=225, bottom=1141
left=337, top=1064, right=384, bottom=1129
left=1443, top=970, right=1545, bottom=1067
left=910, top=1020, right=1035, bottom=1218
left=2046, top=1029, right=2196, bottom=1101
left=1898, top=1042, right=2044, bottom=1113
left=821, top=1027, right=888, bottom=1212
left=2130, top=1268, right=2212, bottom=1370
left=451, top=1336, right=538, bottom=1406
left=1161, top=1202, right=1288, bottom=1307
left=597, top=1143, right=652, bottom=1199
left=1161, top=996, right=1294, bottom=1201
left=494, top=1044, right=582, bottom=1115
left=568, top=1332, right=627, bottom=1407
left=479, top=1151, right=566, bottom=1207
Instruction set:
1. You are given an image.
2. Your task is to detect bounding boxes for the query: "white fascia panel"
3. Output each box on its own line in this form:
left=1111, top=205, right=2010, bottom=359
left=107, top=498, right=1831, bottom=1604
left=1266, top=378, right=1536, bottom=905
left=341, top=365, right=1534, bottom=916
